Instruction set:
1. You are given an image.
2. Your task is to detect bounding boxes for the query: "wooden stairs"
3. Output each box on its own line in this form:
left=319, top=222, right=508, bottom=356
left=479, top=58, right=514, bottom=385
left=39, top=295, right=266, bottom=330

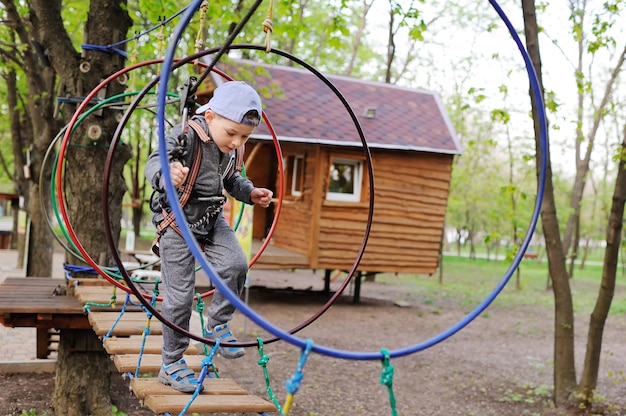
left=73, top=283, right=277, bottom=415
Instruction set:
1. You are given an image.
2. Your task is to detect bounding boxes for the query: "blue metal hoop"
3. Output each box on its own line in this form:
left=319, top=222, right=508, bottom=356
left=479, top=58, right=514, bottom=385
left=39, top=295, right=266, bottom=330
left=156, top=0, right=548, bottom=361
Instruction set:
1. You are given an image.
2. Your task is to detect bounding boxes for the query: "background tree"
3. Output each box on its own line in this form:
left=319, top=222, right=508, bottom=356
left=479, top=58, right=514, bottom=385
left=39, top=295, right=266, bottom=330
left=523, top=0, right=626, bottom=409
left=522, top=0, right=577, bottom=405
left=0, top=0, right=62, bottom=277
left=558, top=0, right=626, bottom=277
left=2, top=0, right=132, bottom=413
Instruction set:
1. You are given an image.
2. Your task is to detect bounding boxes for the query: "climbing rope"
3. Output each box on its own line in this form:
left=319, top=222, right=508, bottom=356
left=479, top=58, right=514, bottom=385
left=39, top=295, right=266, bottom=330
left=179, top=341, right=221, bottom=416
left=263, top=0, right=274, bottom=53
left=193, top=1, right=209, bottom=58
left=256, top=337, right=283, bottom=413
left=194, top=293, right=210, bottom=356
left=281, top=339, right=313, bottom=415
left=379, top=349, right=398, bottom=416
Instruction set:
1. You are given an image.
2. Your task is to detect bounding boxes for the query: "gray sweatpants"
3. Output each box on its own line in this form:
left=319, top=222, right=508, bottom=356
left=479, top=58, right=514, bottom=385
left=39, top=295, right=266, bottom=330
left=159, top=215, right=248, bottom=365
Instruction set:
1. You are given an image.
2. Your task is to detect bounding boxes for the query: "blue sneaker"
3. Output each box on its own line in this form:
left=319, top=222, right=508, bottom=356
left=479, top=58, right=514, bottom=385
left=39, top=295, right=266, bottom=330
left=158, top=358, right=204, bottom=393
left=205, top=323, right=245, bottom=359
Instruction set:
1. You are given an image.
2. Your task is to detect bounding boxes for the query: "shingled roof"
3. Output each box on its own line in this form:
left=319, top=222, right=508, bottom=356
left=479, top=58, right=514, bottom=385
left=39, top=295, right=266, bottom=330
left=212, top=59, right=461, bottom=155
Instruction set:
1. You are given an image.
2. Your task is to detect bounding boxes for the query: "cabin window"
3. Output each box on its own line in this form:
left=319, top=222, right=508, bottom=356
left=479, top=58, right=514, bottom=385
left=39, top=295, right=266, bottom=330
left=327, top=157, right=362, bottom=202
left=285, top=155, right=305, bottom=197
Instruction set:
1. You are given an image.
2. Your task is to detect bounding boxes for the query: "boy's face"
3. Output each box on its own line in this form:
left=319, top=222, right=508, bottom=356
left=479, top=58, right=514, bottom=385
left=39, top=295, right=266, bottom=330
left=205, top=110, right=255, bottom=153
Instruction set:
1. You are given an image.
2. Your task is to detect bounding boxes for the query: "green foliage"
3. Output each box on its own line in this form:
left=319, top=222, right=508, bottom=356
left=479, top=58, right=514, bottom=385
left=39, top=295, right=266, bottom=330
left=110, top=405, right=127, bottom=416
left=377, top=254, right=626, bottom=315
left=498, top=383, right=552, bottom=406
left=18, top=410, right=47, bottom=416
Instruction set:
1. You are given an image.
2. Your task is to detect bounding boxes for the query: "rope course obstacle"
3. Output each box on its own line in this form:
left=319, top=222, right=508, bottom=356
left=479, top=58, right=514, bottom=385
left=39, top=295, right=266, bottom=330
left=157, top=0, right=547, bottom=359
left=48, top=0, right=547, bottom=414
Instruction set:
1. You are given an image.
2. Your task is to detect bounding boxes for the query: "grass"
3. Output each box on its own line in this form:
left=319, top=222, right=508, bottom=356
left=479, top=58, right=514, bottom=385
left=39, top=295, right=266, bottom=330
left=375, top=254, right=626, bottom=316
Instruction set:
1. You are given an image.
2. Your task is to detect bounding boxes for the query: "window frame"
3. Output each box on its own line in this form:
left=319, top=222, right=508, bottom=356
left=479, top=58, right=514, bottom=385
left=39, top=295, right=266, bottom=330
left=326, top=157, right=363, bottom=202
left=290, top=155, right=305, bottom=197
left=283, top=154, right=305, bottom=197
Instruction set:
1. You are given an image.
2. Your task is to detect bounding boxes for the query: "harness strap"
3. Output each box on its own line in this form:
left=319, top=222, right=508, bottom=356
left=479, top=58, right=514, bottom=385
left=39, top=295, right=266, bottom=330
left=151, top=119, right=245, bottom=256
left=156, top=130, right=203, bottom=234
left=151, top=123, right=204, bottom=256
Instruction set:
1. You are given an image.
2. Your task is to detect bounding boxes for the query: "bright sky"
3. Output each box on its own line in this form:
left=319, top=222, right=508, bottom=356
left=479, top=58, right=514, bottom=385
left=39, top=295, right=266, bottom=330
left=366, top=0, right=625, bottom=179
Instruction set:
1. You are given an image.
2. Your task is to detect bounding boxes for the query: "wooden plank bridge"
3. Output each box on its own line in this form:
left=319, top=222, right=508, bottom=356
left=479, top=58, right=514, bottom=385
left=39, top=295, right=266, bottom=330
left=0, top=277, right=277, bottom=415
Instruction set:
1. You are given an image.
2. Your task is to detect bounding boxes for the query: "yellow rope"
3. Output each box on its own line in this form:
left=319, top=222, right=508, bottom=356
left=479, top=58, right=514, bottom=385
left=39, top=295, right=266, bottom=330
left=157, top=15, right=165, bottom=57
left=282, top=393, right=294, bottom=415
left=193, top=1, right=209, bottom=64
left=262, top=0, right=274, bottom=53
left=130, top=32, right=139, bottom=91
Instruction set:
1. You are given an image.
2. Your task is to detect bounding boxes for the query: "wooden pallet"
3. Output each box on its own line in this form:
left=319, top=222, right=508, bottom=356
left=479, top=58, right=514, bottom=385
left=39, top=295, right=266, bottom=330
left=76, top=284, right=276, bottom=414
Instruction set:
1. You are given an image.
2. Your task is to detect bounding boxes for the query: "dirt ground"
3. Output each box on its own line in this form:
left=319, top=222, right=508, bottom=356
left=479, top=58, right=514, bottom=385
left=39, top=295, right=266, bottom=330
left=1, top=269, right=626, bottom=416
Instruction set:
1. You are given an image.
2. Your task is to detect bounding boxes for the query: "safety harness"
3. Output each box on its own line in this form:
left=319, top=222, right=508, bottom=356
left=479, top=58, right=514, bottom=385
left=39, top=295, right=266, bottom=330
left=150, top=119, right=244, bottom=256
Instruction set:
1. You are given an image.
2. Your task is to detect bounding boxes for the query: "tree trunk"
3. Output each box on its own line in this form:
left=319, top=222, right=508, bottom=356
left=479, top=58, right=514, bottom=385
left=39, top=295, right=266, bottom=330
left=5, top=69, right=30, bottom=256
left=52, top=330, right=112, bottom=415
left=578, top=124, right=626, bottom=407
left=579, top=235, right=589, bottom=270
left=566, top=218, right=580, bottom=278
left=1, top=0, right=59, bottom=277
left=521, top=0, right=578, bottom=407
left=343, top=0, right=374, bottom=77
left=385, top=1, right=396, bottom=83
left=561, top=43, right=626, bottom=257
left=27, top=1, right=132, bottom=413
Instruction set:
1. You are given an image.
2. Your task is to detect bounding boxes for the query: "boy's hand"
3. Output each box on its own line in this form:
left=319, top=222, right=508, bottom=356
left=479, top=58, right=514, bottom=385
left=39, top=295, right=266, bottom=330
left=170, top=161, right=189, bottom=187
left=251, top=188, right=273, bottom=208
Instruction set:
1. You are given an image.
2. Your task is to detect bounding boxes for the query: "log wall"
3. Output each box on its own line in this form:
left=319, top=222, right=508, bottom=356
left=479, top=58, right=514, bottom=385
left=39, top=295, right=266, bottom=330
left=315, top=149, right=453, bottom=274
left=248, top=142, right=454, bottom=275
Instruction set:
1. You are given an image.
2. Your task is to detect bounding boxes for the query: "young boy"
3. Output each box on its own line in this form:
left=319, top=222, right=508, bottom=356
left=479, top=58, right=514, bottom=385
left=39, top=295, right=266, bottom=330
left=144, top=81, right=273, bottom=393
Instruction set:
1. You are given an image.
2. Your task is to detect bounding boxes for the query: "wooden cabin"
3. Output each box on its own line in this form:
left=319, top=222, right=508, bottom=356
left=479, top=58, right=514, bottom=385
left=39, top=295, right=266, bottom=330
left=212, top=60, right=461, bottom=275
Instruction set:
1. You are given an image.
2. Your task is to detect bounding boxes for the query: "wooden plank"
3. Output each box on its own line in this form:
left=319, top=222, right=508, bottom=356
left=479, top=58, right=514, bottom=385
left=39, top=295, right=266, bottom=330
left=103, top=336, right=197, bottom=355
left=0, top=313, right=91, bottom=329
left=130, top=377, right=247, bottom=399
left=74, top=286, right=144, bottom=306
left=0, top=277, right=67, bottom=287
left=88, top=312, right=162, bottom=336
left=144, top=394, right=276, bottom=414
left=113, top=354, right=208, bottom=373
left=0, top=297, right=84, bottom=315
left=69, top=278, right=116, bottom=286
left=88, top=311, right=155, bottom=322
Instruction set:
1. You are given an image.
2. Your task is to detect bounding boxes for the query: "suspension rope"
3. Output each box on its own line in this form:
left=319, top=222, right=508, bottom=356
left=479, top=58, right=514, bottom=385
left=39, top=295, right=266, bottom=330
left=193, top=1, right=209, bottom=58
left=179, top=340, right=221, bottom=416
left=379, top=349, right=398, bottom=416
left=256, top=337, right=283, bottom=413
left=263, top=0, right=274, bottom=53
left=187, top=0, right=264, bottom=98
left=134, top=290, right=159, bottom=378
left=282, top=339, right=313, bottom=415
left=194, top=293, right=210, bottom=356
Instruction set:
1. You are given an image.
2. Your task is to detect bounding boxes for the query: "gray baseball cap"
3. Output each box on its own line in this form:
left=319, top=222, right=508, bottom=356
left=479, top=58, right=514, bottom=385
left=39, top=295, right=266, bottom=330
left=196, top=81, right=262, bottom=126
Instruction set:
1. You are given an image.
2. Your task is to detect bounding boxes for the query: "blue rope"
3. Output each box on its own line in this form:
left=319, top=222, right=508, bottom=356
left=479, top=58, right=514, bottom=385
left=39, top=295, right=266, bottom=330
left=103, top=292, right=131, bottom=339
left=107, top=7, right=189, bottom=49
left=81, top=43, right=128, bottom=58
left=285, top=339, right=313, bottom=395
left=178, top=341, right=221, bottom=416
left=80, top=6, right=190, bottom=59
left=133, top=292, right=157, bottom=378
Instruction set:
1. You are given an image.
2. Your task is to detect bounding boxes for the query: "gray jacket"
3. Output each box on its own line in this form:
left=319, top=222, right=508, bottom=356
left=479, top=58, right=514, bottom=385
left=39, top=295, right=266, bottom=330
left=144, top=116, right=254, bottom=237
